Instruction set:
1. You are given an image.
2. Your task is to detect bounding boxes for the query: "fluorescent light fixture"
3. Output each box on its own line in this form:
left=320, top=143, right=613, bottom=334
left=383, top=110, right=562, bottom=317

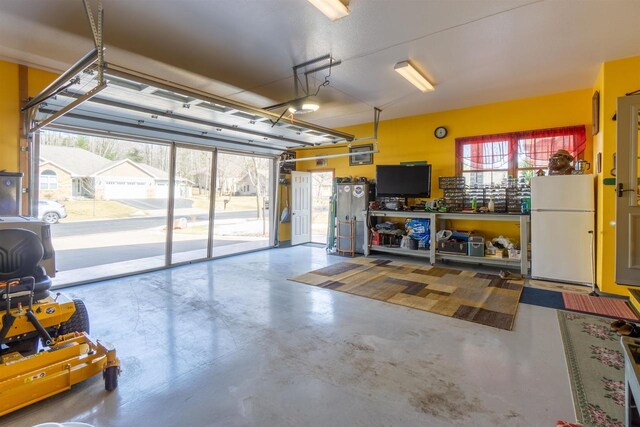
left=307, top=0, right=350, bottom=21
left=394, top=61, right=434, bottom=92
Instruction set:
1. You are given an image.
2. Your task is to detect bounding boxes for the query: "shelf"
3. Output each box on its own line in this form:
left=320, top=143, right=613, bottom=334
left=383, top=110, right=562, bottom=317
left=368, top=210, right=528, bottom=222
left=437, top=212, right=527, bottom=222
left=366, top=208, right=530, bottom=275
left=437, top=252, right=525, bottom=267
left=369, top=210, right=435, bottom=219
left=369, top=245, right=431, bottom=259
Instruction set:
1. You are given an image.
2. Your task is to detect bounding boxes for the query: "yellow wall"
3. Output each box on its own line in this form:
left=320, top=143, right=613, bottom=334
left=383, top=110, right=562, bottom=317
left=283, top=89, right=593, bottom=243
left=0, top=60, right=58, bottom=189
left=0, top=61, right=20, bottom=171
left=595, top=55, right=640, bottom=295
left=27, top=68, right=58, bottom=98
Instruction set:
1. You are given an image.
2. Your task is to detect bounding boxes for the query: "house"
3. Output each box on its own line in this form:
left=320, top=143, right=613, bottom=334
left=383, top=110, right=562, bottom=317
left=39, top=145, right=191, bottom=200
left=221, top=172, right=269, bottom=196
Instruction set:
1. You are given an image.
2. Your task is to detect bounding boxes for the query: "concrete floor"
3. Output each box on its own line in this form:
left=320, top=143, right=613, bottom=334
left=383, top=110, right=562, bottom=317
left=5, top=245, right=575, bottom=427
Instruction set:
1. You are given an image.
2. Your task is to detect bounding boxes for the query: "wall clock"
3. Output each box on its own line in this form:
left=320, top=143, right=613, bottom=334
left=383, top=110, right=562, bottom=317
left=434, top=126, right=448, bottom=139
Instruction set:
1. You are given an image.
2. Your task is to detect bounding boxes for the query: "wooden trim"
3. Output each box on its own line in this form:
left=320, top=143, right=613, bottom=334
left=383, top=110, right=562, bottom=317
left=18, top=65, right=29, bottom=215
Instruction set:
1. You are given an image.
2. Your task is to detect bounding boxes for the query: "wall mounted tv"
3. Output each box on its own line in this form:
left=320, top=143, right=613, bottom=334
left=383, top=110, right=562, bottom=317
left=376, top=164, right=431, bottom=198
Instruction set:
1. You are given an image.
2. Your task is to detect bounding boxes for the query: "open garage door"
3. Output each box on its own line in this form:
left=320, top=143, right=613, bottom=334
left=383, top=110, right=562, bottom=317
left=26, top=62, right=353, bottom=157
left=22, top=52, right=353, bottom=286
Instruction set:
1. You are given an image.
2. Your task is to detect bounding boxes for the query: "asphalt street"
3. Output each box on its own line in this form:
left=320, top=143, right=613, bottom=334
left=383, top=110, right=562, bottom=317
left=50, top=209, right=264, bottom=270
left=51, top=210, right=258, bottom=237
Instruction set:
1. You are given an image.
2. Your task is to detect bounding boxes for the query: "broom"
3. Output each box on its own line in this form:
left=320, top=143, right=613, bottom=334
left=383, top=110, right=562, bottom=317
left=280, top=185, right=291, bottom=223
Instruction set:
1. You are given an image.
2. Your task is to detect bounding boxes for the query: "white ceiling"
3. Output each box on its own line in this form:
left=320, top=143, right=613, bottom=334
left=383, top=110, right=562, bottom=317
left=1, top=0, right=640, bottom=129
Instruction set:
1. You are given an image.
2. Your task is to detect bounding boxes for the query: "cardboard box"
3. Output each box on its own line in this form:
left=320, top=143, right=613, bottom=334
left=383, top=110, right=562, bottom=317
left=508, top=249, right=521, bottom=260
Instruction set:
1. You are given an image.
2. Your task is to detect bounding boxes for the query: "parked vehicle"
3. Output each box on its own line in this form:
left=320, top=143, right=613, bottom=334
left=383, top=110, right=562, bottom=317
left=38, top=200, right=67, bottom=224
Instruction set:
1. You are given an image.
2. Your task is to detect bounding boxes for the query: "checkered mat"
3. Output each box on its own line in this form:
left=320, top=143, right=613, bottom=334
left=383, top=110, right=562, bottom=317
left=289, top=258, right=524, bottom=330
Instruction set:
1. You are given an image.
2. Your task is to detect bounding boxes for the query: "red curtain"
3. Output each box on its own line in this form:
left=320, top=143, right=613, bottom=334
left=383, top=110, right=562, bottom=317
left=455, top=125, right=586, bottom=173
left=517, top=126, right=586, bottom=163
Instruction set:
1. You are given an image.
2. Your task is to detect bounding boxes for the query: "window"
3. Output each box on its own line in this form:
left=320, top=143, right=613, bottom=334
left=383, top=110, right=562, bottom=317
left=456, top=126, right=586, bottom=185
left=40, top=169, right=58, bottom=190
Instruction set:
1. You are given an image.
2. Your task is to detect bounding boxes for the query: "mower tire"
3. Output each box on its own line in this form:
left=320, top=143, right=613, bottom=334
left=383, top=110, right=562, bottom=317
left=58, top=299, right=90, bottom=335
left=104, top=366, right=119, bottom=391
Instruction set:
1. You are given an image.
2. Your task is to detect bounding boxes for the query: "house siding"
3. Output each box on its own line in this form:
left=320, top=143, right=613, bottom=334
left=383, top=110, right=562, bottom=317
left=39, top=163, right=73, bottom=201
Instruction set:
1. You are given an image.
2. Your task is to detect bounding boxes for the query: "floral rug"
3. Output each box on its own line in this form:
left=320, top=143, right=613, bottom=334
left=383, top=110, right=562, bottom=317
left=558, top=310, right=625, bottom=427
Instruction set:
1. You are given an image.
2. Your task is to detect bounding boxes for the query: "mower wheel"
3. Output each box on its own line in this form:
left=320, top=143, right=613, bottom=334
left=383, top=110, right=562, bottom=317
left=104, top=366, right=119, bottom=391
left=58, top=299, right=90, bottom=335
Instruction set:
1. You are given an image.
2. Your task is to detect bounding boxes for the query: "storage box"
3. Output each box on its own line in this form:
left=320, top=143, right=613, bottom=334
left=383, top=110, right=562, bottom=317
left=508, top=249, right=521, bottom=260
left=438, top=240, right=468, bottom=255
left=0, top=172, right=22, bottom=216
left=468, top=242, right=485, bottom=257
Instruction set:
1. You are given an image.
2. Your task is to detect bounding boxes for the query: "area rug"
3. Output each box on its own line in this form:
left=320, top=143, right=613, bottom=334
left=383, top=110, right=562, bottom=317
left=557, top=310, right=625, bottom=427
left=289, top=258, right=524, bottom=330
left=520, top=286, right=565, bottom=309
left=563, top=293, right=639, bottom=321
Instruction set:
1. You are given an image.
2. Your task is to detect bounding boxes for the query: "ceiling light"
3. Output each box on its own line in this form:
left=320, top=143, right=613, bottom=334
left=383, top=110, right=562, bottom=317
left=307, top=0, right=350, bottom=21
left=394, top=61, right=434, bottom=92
left=288, top=97, right=320, bottom=115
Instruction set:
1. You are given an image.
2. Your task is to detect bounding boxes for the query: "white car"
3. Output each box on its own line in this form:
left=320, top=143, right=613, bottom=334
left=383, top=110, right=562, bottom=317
left=38, top=200, right=68, bottom=224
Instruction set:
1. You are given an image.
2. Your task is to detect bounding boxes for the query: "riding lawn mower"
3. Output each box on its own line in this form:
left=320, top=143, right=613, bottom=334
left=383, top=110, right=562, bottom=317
left=0, top=223, right=120, bottom=416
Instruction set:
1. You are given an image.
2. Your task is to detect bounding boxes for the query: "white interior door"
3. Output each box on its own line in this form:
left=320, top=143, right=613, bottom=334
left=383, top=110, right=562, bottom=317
left=616, top=94, right=640, bottom=285
left=291, top=171, right=311, bottom=245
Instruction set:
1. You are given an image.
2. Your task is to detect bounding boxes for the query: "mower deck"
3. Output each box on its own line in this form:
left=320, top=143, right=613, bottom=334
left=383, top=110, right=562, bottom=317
left=0, top=332, right=119, bottom=417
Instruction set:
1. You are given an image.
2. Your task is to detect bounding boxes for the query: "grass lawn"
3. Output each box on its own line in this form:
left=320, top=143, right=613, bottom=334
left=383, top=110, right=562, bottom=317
left=191, top=195, right=265, bottom=212
left=63, top=200, right=139, bottom=222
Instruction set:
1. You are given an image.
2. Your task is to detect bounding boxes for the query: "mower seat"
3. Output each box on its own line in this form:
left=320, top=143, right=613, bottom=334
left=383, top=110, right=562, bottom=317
left=0, top=228, right=52, bottom=307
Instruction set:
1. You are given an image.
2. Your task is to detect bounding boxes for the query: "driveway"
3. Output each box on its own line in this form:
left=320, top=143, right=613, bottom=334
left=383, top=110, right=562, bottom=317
left=57, top=238, right=239, bottom=270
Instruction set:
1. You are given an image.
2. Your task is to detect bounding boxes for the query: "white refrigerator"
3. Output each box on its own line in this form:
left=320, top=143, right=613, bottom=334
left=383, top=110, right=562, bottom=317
left=531, top=175, right=595, bottom=285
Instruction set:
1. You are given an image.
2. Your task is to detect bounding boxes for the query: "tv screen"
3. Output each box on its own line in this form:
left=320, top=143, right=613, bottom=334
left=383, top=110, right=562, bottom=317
left=376, top=164, right=431, bottom=198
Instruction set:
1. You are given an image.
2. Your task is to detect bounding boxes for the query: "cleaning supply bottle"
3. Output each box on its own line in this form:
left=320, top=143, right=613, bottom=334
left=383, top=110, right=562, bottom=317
left=488, top=197, right=495, bottom=212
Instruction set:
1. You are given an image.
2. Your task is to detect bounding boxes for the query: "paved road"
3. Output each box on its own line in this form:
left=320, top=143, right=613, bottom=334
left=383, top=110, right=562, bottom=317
left=56, top=239, right=240, bottom=270
left=51, top=210, right=260, bottom=237
left=115, top=198, right=195, bottom=210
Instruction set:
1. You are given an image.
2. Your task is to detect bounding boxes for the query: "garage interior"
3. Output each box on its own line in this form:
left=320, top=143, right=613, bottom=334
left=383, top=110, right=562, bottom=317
left=1, top=1, right=640, bottom=426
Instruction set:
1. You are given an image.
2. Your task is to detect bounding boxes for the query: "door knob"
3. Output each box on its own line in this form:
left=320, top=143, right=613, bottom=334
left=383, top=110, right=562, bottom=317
left=618, top=183, right=635, bottom=197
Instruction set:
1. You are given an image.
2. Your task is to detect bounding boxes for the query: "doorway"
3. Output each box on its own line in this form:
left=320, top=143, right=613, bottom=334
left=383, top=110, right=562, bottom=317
left=615, top=93, right=640, bottom=285
left=311, top=170, right=333, bottom=245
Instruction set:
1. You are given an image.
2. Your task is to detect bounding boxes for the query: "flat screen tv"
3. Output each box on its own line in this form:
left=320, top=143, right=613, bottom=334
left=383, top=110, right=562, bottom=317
left=376, top=164, right=431, bottom=198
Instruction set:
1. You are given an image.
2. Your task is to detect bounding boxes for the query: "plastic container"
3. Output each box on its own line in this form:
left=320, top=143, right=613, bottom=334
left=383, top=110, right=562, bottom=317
left=0, top=172, right=22, bottom=216
left=487, top=197, right=495, bottom=212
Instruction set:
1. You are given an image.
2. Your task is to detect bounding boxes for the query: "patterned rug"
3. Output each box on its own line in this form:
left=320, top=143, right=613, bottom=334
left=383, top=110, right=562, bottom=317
left=289, top=258, right=524, bottom=330
left=563, top=293, right=639, bottom=321
left=557, top=310, right=625, bottom=427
